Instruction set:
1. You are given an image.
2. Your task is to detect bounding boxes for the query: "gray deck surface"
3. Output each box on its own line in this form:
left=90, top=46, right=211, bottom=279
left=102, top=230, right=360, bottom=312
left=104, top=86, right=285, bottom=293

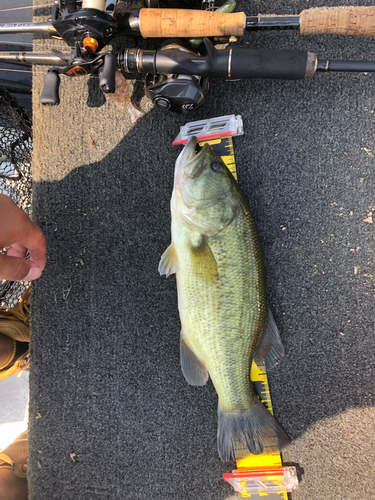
left=29, top=0, right=375, bottom=499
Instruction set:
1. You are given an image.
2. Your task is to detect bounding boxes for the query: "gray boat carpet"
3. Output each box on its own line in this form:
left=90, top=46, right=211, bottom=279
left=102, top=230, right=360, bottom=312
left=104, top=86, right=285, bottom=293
left=29, top=0, right=375, bottom=498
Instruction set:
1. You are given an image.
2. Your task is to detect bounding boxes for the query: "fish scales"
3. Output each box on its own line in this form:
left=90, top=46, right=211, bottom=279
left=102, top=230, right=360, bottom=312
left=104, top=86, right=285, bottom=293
left=159, top=137, right=290, bottom=461
left=175, top=206, right=264, bottom=413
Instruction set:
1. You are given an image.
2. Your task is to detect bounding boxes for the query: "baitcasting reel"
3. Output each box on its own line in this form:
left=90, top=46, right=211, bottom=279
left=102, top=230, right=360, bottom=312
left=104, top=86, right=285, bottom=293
left=144, top=43, right=209, bottom=113
left=39, top=0, right=119, bottom=104
left=51, top=0, right=118, bottom=51
left=40, top=0, right=211, bottom=107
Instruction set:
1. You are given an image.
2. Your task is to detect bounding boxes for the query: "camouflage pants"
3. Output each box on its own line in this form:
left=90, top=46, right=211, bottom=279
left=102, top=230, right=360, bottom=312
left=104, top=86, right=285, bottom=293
left=0, top=286, right=30, bottom=379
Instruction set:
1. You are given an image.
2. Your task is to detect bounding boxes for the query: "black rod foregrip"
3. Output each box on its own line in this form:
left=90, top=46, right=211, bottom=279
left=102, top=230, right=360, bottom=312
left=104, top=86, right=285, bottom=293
left=150, top=40, right=317, bottom=80
left=210, top=46, right=317, bottom=79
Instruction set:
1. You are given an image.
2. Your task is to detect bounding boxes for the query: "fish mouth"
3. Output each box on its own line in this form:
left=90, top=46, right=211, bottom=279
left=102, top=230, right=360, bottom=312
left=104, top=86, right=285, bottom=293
left=173, top=136, right=223, bottom=213
left=175, top=136, right=197, bottom=175
left=175, top=137, right=209, bottom=181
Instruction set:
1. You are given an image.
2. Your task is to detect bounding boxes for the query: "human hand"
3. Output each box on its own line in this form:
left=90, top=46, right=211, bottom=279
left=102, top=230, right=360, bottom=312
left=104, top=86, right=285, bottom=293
left=0, top=194, right=47, bottom=281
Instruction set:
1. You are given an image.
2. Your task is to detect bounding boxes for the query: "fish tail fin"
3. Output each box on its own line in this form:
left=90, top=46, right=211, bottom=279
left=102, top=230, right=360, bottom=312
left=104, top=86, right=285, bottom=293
left=217, top=398, right=290, bottom=462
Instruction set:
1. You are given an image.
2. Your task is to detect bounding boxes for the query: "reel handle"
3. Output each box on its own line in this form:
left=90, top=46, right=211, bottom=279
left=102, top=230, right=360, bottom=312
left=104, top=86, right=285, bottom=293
left=99, top=52, right=117, bottom=93
left=300, top=6, right=375, bottom=36
left=40, top=70, right=60, bottom=106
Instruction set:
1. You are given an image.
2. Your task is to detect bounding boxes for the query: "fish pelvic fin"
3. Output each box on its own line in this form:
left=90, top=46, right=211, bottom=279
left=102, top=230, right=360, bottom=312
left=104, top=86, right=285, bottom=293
left=158, top=244, right=178, bottom=277
left=217, top=398, right=290, bottom=462
left=180, top=332, right=209, bottom=386
left=254, top=308, right=285, bottom=372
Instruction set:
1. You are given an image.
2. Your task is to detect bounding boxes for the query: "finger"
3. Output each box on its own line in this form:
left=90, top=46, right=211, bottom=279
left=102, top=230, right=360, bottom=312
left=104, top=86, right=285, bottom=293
left=6, top=234, right=47, bottom=272
left=22, top=267, right=42, bottom=280
left=0, top=195, right=47, bottom=270
left=0, top=253, right=41, bottom=281
left=6, top=222, right=47, bottom=271
left=6, top=243, right=27, bottom=260
left=7, top=240, right=46, bottom=278
left=0, top=195, right=30, bottom=248
left=26, top=228, right=47, bottom=270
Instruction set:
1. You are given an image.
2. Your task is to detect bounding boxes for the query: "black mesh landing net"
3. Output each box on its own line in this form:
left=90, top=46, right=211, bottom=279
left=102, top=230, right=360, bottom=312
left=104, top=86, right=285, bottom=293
left=0, top=86, right=33, bottom=308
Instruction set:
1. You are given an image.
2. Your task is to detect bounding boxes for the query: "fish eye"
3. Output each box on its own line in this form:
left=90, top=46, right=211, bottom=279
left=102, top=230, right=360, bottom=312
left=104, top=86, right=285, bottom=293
left=211, top=162, right=222, bottom=172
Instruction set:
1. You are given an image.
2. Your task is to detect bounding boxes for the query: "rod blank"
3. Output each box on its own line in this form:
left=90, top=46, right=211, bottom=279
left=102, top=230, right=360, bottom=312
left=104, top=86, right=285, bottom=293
left=317, top=60, right=375, bottom=72
left=0, top=23, right=55, bottom=35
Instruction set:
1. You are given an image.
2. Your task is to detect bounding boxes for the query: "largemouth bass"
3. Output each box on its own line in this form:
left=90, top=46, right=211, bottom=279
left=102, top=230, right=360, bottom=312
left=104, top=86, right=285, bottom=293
left=159, top=137, right=290, bottom=461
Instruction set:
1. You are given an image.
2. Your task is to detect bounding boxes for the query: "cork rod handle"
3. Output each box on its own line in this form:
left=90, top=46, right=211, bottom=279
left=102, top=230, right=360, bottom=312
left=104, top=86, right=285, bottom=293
left=300, top=6, right=375, bottom=36
left=139, top=9, right=246, bottom=38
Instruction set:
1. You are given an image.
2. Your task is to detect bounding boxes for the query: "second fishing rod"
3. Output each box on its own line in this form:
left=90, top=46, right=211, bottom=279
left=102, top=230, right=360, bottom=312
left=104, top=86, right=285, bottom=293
left=2, top=3, right=375, bottom=41
left=30, top=38, right=375, bottom=110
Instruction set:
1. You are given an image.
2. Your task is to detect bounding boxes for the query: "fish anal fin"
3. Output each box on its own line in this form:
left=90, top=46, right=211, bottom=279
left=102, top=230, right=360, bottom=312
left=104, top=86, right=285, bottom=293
left=253, top=308, right=285, bottom=371
left=180, top=332, right=209, bottom=386
left=158, top=244, right=178, bottom=277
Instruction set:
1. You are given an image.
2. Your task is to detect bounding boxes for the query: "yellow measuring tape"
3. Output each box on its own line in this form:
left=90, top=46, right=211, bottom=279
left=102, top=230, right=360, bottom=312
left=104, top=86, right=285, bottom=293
left=200, top=136, right=296, bottom=499
left=199, top=137, right=237, bottom=178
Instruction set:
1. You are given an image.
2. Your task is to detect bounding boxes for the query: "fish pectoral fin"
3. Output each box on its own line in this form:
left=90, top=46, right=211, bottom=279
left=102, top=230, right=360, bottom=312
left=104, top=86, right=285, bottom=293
left=189, top=236, right=218, bottom=280
left=253, top=308, right=285, bottom=371
left=158, top=244, right=178, bottom=277
left=180, top=333, right=209, bottom=386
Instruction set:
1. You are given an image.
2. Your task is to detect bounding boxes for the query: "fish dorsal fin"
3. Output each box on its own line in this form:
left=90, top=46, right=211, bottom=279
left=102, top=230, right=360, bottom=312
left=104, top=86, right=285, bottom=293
left=158, top=244, right=178, bottom=277
left=189, top=236, right=218, bottom=281
left=253, top=308, right=285, bottom=371
left=180, top=332, right=209, bottom=386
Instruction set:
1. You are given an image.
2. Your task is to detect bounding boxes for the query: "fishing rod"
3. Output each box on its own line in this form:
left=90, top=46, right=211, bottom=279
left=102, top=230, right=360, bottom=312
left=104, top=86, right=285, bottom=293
left=4, top=38, right=375, bottom=111
left=1, top=0, right=375, bottom=111
left=2, top=3, right=375, bottom=39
